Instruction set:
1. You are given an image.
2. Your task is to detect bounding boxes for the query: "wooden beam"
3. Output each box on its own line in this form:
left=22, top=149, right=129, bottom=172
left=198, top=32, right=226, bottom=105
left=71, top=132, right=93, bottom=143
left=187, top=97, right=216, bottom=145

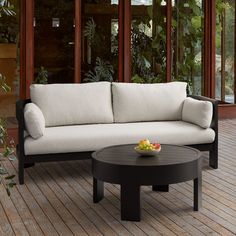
left=204, top=0, right=210, bottom=96
left=204, top=0, right=216, bottom=98
left=210, top=0, right=216, bottom=98
left=20, top=0, right=26, bottom=99
left=25, top=0, right=34, bottom=98
left=219, top=104, right=236, bottom=119
left=75, top=0, right=82, bottom=83
left=123, top=0, right=131, bottom=83
left=221, top=6, right=226, bottom=102
left=166, top=0, right=172, bottom=82
left=118, top=0, right=124, bottom=82
left=234, top=0, right=236, bottom=104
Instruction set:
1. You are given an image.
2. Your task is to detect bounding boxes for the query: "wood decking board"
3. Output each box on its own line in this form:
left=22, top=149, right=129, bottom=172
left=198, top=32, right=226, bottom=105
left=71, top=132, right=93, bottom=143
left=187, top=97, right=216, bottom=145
left=0, top=119, right=236, bottom=235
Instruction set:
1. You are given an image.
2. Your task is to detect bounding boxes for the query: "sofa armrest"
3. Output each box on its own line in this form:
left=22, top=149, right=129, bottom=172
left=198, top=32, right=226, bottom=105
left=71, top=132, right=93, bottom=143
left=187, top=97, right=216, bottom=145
left=188, top=95, right=218, bottom=169
left=16, top=99, right=31, bottom=156
left=188, top=95, right=218, bottom=132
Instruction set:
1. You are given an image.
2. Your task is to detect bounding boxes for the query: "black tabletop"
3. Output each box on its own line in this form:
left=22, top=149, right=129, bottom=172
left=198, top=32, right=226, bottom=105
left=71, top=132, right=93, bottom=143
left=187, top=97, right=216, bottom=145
left=92, top=144, right=201, bottom=167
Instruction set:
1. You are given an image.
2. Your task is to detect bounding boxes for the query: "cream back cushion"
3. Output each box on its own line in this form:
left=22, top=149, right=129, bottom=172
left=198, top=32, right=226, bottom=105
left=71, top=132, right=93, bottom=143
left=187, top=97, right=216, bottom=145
left=112, top=82, right=187, bottom=122
left=30, top=82, right=114, bottom=127
left=24, top=103, right=45, bottom=139
left=182, top=97, right=213, bottom=128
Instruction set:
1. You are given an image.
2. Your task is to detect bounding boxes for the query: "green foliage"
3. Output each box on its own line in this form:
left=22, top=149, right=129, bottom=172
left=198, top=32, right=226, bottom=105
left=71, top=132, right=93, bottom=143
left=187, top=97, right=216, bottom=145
left=131, top=74, right=162, bottom=84
left=0, top=0, right=18, bottom=43
left=84, top=57, right=114, bottom=82
left=171, top=0, right=203, bottom=92
left=0, top=0, right=15, bottom=17
left=0, top=114, right=16, bottom=196
left=0, top=1, right=16, bottom=196
left=83, top=18, right=96, bottom=46
left=0, top=73, right=11, bottom=92
left=35, top=66, right=48, bottom=84
left=131, top=0, right=167, bottom=84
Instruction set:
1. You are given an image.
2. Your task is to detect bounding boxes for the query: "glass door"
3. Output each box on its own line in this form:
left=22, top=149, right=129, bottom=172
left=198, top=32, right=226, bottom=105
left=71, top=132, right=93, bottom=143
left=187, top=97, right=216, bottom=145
left=215, top=0, right=235, bottom=103
left=172, top=0, right=204, bottom=95
left=81, top=0, right=119, bottom=82
left=131, top=0, right=167, bottom=83
left=34, top=0, right=75, bottom=84
left=0, top=0, right=20, bottom=128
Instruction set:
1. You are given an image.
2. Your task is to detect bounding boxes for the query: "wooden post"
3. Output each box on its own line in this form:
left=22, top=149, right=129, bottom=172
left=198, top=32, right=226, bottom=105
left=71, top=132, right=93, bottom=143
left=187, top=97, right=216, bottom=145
left=123, top=0, right=131, bottom=83
left=75, top=0, right=82, bottom=83
left=25, top=0, right=34, bottom=98
left=118, top=0, right=124, bottom=82
left=166, top=0, right=172, bottom=82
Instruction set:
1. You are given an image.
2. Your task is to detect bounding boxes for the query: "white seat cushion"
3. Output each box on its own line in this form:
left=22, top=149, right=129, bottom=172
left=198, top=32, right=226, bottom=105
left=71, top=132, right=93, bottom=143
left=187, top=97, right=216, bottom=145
left=182, top=97, right=213, bottom=128
left=24, top=103, right=45, bottom=139
left=112, top=82, right=187, bottom=123
left=30, top=82, right=114, bottom=127
left=24, top=121, right=215, bottom=155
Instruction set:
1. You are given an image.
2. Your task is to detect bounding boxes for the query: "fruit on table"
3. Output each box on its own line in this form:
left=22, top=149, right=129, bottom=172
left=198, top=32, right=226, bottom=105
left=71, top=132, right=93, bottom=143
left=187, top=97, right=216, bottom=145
left=138, top=139, right=161, bottom=151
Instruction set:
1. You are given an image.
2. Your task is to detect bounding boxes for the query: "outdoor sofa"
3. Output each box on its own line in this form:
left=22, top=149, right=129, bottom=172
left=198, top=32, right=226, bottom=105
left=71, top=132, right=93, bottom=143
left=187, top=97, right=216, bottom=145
left=16, top=82, right=218, bottom=184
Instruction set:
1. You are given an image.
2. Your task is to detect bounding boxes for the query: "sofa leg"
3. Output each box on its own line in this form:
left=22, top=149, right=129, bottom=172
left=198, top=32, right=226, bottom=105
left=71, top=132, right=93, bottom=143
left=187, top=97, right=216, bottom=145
left=24, top=163, right=35, bottom=168
left=209, top=149, right=218, bottom=169
left=19, top=163, right=24, bottom=185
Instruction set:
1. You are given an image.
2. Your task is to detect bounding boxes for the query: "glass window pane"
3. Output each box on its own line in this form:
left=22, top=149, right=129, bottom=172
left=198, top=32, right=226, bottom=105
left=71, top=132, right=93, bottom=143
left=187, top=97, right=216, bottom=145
left=131, top=0, right=167, bottom=83
left=82, top=0, right=119, bottom=82
left=216, top=0, right=235, bottom=103
left=172, top=0, right=204, bottom=95
left=0, top=0, right=20, bottom=128
left=34, top=0, right=75, bottom=84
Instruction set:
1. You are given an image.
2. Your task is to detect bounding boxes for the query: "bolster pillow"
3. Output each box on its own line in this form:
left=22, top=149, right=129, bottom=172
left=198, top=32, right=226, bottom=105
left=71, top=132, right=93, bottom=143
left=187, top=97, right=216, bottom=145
left=24, top=103, right=45, bottom=139
left=182, top=97, right=213, bottom=129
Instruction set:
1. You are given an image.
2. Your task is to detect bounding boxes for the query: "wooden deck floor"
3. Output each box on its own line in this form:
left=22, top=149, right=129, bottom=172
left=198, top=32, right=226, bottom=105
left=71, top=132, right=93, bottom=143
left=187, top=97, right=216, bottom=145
left=1, top=119, right=236, bottom=236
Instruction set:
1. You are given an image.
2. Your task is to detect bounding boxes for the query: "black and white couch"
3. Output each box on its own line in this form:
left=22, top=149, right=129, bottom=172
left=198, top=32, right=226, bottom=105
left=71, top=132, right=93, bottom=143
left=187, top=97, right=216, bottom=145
left=16, top=82, right=218, bottom=184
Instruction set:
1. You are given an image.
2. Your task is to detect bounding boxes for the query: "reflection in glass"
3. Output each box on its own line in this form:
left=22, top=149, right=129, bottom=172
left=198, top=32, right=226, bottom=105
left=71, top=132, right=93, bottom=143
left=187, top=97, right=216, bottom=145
left=172, top=0, right=204, bottom=95
left=34, top=0, right=75, bottom=83
left=82, top=1, right=119, bottom=82
left=131, top=0, right=167, bottom=83
left=0, top=0, right=20, bottom=128
left=215, top=0, right=235, bottom=103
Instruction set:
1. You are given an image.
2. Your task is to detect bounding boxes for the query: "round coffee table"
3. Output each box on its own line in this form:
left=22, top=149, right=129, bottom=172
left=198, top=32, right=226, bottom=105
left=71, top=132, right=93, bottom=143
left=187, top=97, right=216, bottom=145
left=92, top=144, right=202, bottom=221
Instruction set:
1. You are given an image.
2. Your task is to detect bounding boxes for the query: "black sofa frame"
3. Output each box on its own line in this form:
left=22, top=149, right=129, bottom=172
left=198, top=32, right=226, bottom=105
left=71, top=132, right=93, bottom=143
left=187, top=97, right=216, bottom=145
left=16, top=95, right=218, bottom=184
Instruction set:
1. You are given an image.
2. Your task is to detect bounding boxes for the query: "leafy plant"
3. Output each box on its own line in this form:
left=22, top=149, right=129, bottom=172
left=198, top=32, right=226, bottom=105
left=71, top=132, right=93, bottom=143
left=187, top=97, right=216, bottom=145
left=83, top=17, right=96, bottom=46
left=84, top=57, right=114, bottom=82
left=35, top=66, right=48, bottom=84
left=0, top=0, right=17, bottom=43
left=131, top=74, right=162, bottom=84
left=0, top=0, right=16, bottom=196
left=0, top=74, right=16, bottom=196
left=171, top=0, right=204, bottom=93
left=131, top=0, right=167, bottom=83
left=0, top=0, right=15, bottom=17
left=0, top=73, right=10, bottom=91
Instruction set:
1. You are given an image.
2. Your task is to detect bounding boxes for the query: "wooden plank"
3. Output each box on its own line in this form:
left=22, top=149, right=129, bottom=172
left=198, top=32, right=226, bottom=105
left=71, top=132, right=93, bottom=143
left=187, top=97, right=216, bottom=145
left=3, top=161, right=44, bottom=236
left=10, top=162, right=63, bottom=235
left=0, top=185, right=29, bottom=236
left=2, top=119, right=236, bottom=235
left=66, top=161, right=164, bottom=236
left=0, top=201, right=15, bottom=236
left=80, top=161, right=207, bottom=236
left=26, top=167, right=88, bottom=236
left=41, top=163, right=118, bottom=236
left=45, top=162, right=134, bottom=236
left=31, top=164, right=102, bottom=236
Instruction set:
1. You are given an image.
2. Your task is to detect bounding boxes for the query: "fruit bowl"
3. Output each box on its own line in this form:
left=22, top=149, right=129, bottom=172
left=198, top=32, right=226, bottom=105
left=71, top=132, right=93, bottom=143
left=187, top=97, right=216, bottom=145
left=134, top=146, right=161, bottom=156
left=134, top=139, right=161, bottom=156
